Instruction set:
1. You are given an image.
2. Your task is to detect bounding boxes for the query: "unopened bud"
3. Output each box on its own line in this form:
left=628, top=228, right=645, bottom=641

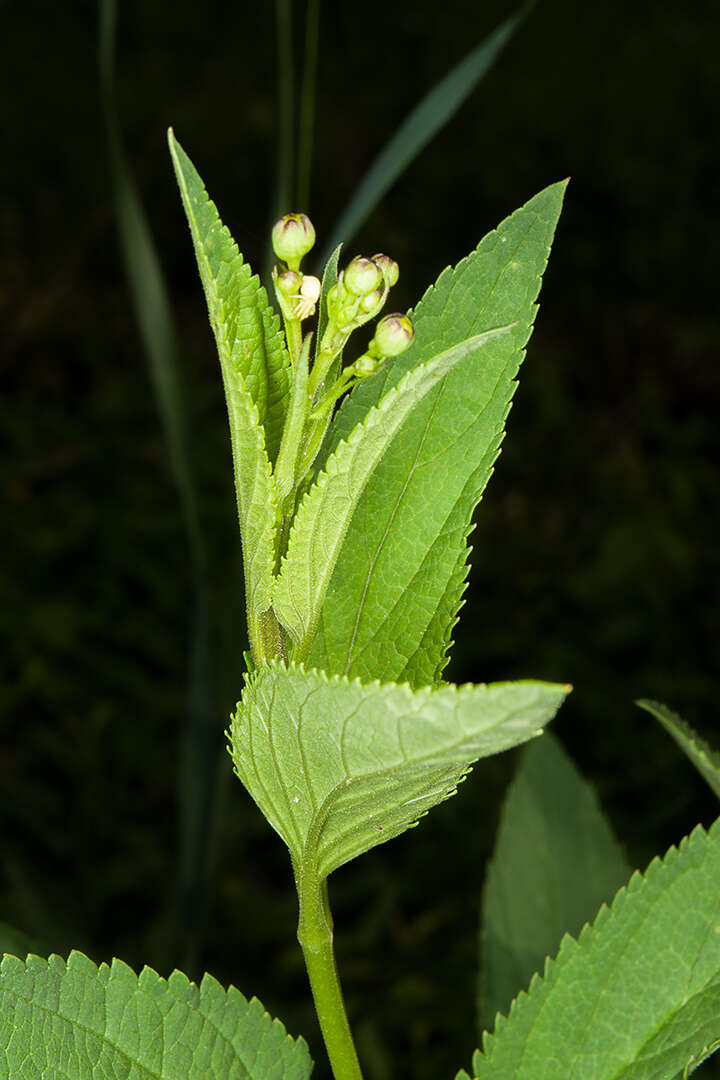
left=344, top=256, right=383, bottom=297
left=360, top=286, right=385, bottom=315
left=352, top=354, right=379, bottom=377
left=372, top=254, right=399, bottom=288
left=275, top=269, right=301, bottom=298
left=370, top=313, right=415, bottom=357
left=272, top=213, right=316, bottom=268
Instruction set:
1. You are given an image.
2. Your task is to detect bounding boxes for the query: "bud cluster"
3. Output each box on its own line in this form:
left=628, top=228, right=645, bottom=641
left=269, top=211, right=416, bottom=487
left=325, top=253, right=399, bottom=337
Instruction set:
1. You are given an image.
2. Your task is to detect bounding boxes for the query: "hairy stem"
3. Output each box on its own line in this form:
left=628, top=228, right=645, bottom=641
left=297, top=867, right=363, bottom=1080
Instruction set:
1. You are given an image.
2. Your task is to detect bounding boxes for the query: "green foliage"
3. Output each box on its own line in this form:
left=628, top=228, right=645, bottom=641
left=5, top=6, right=716, bottom=1079
left=462, top=816, right=720, bottom=1080
left=637, top=700, right=720, bottom=801
left=0, top=951, right=312, bottom=1079
left=167, top=135, right=570, bottom=1078
left=308, top=180, right=567, bottom=686
left=168, top=133, right=291, bottom=462
left=274, top=326, right=513, bottom=661
left=479, top=733, right=631, bottom=1030
left=169, top=132, right=287, bottom=661
left=231, top=664, right=569, bottom=878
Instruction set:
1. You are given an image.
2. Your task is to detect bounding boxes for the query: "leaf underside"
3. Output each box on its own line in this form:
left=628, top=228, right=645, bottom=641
left=459, top=815, right=720, bottom=1080
left=479, top=733, right=631, bottom=1032
left=308, top=180, right=568, bottom=687
left=230, top=664, right=569, bottom=879
left=637, top=699, right=720, bottom=802
left=0, top=950, right=312, bottom=1080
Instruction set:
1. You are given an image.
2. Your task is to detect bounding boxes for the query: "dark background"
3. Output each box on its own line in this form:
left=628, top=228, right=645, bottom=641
left=2, top=1, right=719, bottom=1076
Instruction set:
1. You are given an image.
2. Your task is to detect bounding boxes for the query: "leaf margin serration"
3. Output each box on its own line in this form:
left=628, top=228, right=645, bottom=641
left=168, top=129, right=292, bottom=464
left=0, top=947, right=313, bottom=1079
left=464, top=817, right=720, bottom=1080
left=229, top=660, right=569, bottom=878
left=308, top=179, right=568, bottom=685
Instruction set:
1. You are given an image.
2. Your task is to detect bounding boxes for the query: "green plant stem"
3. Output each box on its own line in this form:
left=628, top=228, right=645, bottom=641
left=297, top=868, right=363, bottom=1080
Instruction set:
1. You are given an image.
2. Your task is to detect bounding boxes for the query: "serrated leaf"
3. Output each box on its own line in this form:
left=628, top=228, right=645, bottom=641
left=0, top=950, right=312, bottom=1079
left=479, top=733, right=631, bottom=1032
left=230, top=663, right=569, bottom=879
left=459, top=816, right=720, bottom=1080
left=308, top=180, right=567, bottom=685
left=637, top=699, right=720, bottom=801
left=273, top=326, right=513, bottom=660
left=169, top=132, right=282, bottom=651
left=168, top=131, right=291, bottom=463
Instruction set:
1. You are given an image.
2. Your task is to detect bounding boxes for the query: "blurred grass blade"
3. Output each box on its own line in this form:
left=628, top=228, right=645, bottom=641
left=273, top=0, right=295, bottom=222
left=320, top=8, right=526, bottom=262
left=98, top=0, right=215, bottom=970
left=98, top=0, right=203, bottom=563
left=296, top=0, right=321, bottom=211
left=637, top=699, right=720, bottom=801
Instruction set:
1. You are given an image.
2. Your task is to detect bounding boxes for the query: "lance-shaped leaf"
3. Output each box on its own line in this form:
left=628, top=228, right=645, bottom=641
left=272, top=325, right=513, bottom=659
left=169, top=132, right=281, bottom=645
left=168, top=131, right=291, bottom=463
left=230, top=663, right=569, bottom=880
left=479, top=733, right=630, bottom=1032
left=459, top=815, right=720, bottom=1080
left=0, top=950, right=312, bottom=1079
left=309, top=180, right=567, bottom=686
left=637, top=699, right=720, bottom=801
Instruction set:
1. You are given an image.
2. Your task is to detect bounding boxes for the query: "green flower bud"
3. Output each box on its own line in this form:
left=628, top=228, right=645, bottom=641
left=372, top=253, right=399, bottom=288
left=370, top=313, right=415, bottom=357
left=344, top=256, right=383, bottom=297
left=272, top=213, right=316, bottom=269
left=275, top=269, right=301, bottom=299
left=351, top=354, right=379, bottom=377
left=360, top=286, right=386, bottom=317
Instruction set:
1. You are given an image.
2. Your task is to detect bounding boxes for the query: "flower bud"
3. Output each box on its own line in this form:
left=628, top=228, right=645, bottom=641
left=372, top=254, right=399, bottom=288
left=360, top=286, right=385, bottom=315
left=351, top=354, right=379, bottom=377
left=275, top=269, right=301, bottom=299
left=370, top=313, right=415, bottom=357
left=344, top=256, right=383, bottom=297
left=272, top=213, right=316, bottom=268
